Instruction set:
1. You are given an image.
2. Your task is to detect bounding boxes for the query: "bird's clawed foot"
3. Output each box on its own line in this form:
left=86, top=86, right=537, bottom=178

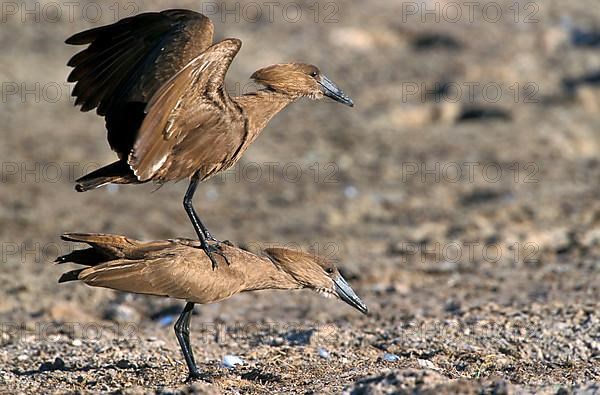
left=185, top=369, right=210, bottom=383
left=202, top=241, right=231, bottom=270
left=205, top=234, right=233, bottom=246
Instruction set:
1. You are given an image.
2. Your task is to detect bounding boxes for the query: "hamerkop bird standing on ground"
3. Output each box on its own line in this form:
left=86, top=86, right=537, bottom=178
left=66, top=10, right=354, bottom=268
left=57, top=233, right=367, bottom=381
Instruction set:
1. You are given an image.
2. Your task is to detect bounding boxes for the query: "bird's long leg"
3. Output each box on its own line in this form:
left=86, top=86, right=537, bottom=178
left=183, top=175, right=229, bottom=269
left=184, top=176, right=213, bottom=240
left=174, top=302, right=202, bottom=382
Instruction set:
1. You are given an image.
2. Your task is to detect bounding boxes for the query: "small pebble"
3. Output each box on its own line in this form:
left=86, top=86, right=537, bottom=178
left=17, top=354, right=28, bottom=361
left=40, top=357, right=65, bottom=372
left=72, top=339, right=82, bottom=347
left=147, top=338, right=166, bottom=348
left=103, top=304, right=139, bottom=323
left=418, top=358, right=439, bottom=370
left=54, top=357, right=65, bottom=369
left=116, top=359, right=132, bottom=369
left=318, top=348, right=330, bottom=359
left=344, top=185, right=359, bottom=199
left=382, top=353, right=400, bottom=362
left=222, top=355, right=244, bottom=369
left=158, top=315, right=176, bottom=327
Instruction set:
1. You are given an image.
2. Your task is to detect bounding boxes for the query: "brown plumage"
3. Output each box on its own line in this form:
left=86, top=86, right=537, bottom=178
left=57, top=233, right=367, bottom=381
left=66, top=9, right=354, bottom=268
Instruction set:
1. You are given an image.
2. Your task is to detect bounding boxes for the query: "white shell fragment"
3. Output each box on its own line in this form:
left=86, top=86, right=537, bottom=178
left=222, top=355, right=244, bottom=369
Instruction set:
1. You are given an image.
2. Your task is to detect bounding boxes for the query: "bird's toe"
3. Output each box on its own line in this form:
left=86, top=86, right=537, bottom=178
left=185, top=369, right=208, bottom=383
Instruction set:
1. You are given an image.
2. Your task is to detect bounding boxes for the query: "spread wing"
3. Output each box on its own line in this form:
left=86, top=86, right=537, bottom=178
left=66, top=9, right=214, bottom=157
left=128, top=38, right=243, bottom=182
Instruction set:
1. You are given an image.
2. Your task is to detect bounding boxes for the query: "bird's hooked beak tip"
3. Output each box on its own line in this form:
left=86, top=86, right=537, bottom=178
left=333, top=274, right=368, bottom=315
left=318, top=75, right=354, bottom=107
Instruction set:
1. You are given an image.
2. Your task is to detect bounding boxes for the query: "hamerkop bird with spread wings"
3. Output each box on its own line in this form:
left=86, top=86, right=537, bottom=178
left=57, top=233, right=367, bottom=381
left=66, top=9, right=354, bottom=268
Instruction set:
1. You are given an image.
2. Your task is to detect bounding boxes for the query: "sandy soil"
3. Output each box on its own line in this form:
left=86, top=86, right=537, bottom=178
left=1, top=0, right=599, bottom=393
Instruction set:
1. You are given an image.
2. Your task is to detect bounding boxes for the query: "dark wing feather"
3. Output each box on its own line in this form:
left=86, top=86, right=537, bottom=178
left=128, top=38, right=243, bottom=182
left=66, top=9, right=214, bottom=157
left=59, top=233, right=176, bottom=260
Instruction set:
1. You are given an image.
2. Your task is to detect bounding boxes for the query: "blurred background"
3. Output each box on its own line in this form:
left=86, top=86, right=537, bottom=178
left=1, top=0, right=599, bottom=392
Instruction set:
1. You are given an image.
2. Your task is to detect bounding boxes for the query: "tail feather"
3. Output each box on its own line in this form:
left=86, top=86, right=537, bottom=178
left=55, top=247, right=108, bottom=266
left=57, top=233, right=145, bottom=284
left=61, top=233, right=140, bottom=259
left=75, top=160, right=139, bottom=192
left=61, top=233, right=130, bottom=245
left=59, top=233, right=176, bottom=261
left=58, top=269, right=86, bottom=283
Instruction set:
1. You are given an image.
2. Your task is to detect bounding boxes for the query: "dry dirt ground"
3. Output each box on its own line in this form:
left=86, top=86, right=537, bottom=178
left=1, top=0, right=600, bottom=393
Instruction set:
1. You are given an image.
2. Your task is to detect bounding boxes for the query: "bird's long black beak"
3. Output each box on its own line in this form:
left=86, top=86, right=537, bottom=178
left=333, top=274, right=368, bottom=314
left=319, top=75, right=354, bottom=107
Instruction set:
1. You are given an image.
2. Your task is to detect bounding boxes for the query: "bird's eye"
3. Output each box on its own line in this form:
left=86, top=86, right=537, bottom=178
left=310, top=71, right=318, bottom=78
left=326, top=267, right=334, bottom=274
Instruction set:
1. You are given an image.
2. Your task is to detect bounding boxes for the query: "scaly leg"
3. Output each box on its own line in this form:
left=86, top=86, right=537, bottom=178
left=183, top=175, right=230, bottom=269
left=174, top=302, right=202, bottom=382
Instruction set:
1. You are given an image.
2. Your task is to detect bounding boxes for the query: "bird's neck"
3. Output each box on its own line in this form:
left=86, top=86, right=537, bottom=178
left=234, top=89, right=297, bottom=142
left=240, top=255, right=302, bottom=292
